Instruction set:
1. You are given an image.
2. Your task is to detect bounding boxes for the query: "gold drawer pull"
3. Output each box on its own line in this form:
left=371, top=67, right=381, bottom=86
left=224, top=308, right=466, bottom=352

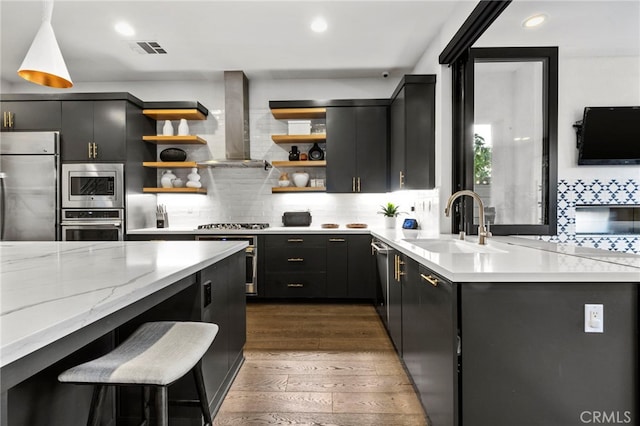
left=287, top=283, right=304, bottom=288
left=287, top=258, right=304, bottom=262
left=420, top=274, right=438, bottom=287
left=287, top=238, right=304, bottom=242
left=329, top=238, right=345, bottom=242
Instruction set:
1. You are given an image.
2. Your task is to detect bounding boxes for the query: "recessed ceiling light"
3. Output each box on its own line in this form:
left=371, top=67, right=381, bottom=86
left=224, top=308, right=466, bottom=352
left=115, top=22, right=135, bottom=37
left=311, top=17, right=328, bottom=33
left=523, top=14, right=547, bottom=28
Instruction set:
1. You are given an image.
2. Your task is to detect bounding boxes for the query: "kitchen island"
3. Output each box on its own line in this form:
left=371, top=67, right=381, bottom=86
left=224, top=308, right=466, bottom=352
left=0, top=240, right=247, bottom=426
left=370, top=230, right=639, bottom=426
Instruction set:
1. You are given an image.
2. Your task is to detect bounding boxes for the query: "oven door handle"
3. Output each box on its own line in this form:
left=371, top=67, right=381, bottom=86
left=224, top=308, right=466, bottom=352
left=61, top=221, right=122, bottom=227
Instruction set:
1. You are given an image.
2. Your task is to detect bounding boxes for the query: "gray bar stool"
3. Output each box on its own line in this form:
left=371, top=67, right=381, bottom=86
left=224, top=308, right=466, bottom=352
left=59, top=321, right=218, bottom=426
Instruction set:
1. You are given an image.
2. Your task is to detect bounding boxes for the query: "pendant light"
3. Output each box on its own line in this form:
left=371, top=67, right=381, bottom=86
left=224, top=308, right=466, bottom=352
left=17, top=0, right=72, bottom=88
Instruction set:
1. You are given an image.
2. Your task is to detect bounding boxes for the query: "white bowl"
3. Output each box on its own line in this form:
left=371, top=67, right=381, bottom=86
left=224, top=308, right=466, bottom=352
left=278, top=180, right=290, bottom=187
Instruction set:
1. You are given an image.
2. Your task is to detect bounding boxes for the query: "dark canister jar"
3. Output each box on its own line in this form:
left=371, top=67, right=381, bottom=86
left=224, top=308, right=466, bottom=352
left=308, top=142, right=324, bottom=161
left=289, top=145, right=300, bottom=161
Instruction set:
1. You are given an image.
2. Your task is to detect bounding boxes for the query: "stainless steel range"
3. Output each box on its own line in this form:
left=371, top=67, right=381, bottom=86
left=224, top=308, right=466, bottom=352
left=195, top=223, right=269, bottom=296
left=197, top=223, right=269, bottom=231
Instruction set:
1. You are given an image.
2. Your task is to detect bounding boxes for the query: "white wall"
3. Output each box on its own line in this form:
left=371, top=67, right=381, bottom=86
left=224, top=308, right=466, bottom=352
left=558, top=55, right=640, bottom=181
left=411, top=0, right=479, bottom=233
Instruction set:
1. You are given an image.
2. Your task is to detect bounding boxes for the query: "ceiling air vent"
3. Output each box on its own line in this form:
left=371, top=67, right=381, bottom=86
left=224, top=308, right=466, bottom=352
left=130, top=41, right=167, bottom=54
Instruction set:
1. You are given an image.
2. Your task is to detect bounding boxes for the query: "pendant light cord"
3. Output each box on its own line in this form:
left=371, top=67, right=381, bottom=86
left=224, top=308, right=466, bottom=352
left=42, top=0, right=53, bottom=23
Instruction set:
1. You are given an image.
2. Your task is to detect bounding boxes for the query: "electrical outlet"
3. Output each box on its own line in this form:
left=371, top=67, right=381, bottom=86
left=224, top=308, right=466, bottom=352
left=584, top=304, right=604, bottom=333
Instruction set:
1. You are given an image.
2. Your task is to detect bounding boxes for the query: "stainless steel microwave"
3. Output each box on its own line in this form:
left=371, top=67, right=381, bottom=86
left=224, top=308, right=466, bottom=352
left=62, top=163, right=124, bottom=208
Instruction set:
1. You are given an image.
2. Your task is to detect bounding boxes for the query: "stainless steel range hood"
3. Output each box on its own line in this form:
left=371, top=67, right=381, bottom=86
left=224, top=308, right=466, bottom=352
left=199, top=71, right=269, bottom=169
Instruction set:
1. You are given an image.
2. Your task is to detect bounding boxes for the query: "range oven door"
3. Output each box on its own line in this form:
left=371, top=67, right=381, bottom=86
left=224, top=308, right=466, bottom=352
left=195, top=235, right=257, bottom=295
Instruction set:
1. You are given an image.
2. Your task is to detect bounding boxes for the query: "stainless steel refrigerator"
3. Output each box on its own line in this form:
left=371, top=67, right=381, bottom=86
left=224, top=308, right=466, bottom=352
left=0, top=132, right=60, bottom=241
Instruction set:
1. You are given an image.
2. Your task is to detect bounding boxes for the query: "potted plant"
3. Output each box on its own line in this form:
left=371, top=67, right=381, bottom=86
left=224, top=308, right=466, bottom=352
left=378, top=202, right=402, bottom=229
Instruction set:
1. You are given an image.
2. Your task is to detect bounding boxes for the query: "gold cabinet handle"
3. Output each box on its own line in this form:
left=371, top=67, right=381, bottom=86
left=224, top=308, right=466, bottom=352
left=93, top=143, right=98, bottom=159
left=287, top=283, right=304, bottom=288
left=352, top=177, right=356, bottom=192
left=88, top=142, right=92, bottom=158
left=399, top=171, right=405, bottom=188
left=398, top=259, right=405, bottom=278
left=329, top=238, right=345, bottom=242
left=287, top=238, right=304, bottom=243
left=287, top=257, right=304, bottom=262
left=357, top=177, right=361, bottom=193
left=3, top=112, right=12, bottom=128
left=421, top=274, right=439, bottom=287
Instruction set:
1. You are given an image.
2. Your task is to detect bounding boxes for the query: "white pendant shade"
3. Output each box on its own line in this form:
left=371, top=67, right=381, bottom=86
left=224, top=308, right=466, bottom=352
left=17, top=1, right=72, bottom=88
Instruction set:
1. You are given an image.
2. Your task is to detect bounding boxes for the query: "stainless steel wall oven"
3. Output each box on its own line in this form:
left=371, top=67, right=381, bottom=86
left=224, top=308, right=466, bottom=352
left=61, top=209, right=124, bottom=241
left=195, top=235, right=257, bottom=295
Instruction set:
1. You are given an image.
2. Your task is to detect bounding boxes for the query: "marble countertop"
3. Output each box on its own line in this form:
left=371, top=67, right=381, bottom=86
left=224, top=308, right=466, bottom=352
left=128, top=226, right=371, bottom=235
left=371, top=230, right=640, bottom=283
left=0, top=240, right=247, bottom=368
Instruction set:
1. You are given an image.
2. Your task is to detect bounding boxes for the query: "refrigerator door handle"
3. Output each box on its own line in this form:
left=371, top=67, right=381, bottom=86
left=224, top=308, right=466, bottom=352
left=0, top=172, right=6, bottom=240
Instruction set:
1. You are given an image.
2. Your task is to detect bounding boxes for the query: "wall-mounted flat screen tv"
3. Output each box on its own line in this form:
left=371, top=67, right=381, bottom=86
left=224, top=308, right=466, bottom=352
left=576, top=106, right=640, bottom=165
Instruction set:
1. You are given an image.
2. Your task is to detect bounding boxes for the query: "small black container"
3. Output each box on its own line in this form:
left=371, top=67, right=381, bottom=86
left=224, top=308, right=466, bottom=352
left=159, top=148, right=187, bottom=162
left=289, top=146, right=300, bottom=161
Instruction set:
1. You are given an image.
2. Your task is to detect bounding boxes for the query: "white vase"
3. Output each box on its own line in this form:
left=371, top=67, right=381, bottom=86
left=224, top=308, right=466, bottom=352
left=161, top=170, right=176, bottom=188
left=172, top=177, right=184, bottom=188
left=292, top=172, right=309, bottom=187
left=186, top=167, right=202, bottom=188
left=384, top=216, right=396, bottom=229
left=178, top=119, right=189, bottom=136
left=162, top=120, right=173, bottom=136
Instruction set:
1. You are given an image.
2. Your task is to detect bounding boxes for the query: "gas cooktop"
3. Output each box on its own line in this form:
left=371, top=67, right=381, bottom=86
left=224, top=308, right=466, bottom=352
left=196, top=223, right=270, bottom=230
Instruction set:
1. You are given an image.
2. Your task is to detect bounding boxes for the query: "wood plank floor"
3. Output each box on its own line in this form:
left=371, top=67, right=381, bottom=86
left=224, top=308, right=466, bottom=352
left=213, top=303, right=427, bottom=426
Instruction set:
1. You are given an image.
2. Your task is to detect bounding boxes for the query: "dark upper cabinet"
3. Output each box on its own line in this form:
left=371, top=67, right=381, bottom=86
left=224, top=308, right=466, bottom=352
left=61, top=100, right=127, bottom=162
left=0, top=101, right=61, bottom=131
left=326, top=105, right=388, bottom=193
left=390, top=75, right=436, bottom=190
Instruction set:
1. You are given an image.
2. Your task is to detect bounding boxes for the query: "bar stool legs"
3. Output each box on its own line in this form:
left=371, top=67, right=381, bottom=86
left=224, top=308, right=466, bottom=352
left=193, top=361, right=213, bottom=425
left=87, top=385, right=107, bottom=426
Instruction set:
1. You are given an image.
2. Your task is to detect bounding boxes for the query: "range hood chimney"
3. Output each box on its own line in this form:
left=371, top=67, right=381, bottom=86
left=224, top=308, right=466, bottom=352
left=199, top=71, right=267, bottom=168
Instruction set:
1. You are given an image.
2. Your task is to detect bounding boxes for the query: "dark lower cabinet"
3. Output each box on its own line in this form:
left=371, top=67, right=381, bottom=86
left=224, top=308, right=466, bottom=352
left=0, top=100, right=61, bottom=131
left=417, top=264, right=457, bottom=426
left=261, top=234, right=375, bottom=299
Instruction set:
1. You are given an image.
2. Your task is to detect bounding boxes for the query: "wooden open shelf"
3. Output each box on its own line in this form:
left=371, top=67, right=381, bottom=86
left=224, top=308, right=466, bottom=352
left=271, top=134, right=326, bottom=144
left=143, top=187, right=207, bottom=194
left=143, top=161, right=199, bottom=168
left=143, top=109, right=206, bottom=121
left=272, top=186, right=326, bottom=193
left=271, top=160, right=326, bottom=168
left=142, top=135, right=207, bottom=144
left=271, top=108, right=326, bottom=120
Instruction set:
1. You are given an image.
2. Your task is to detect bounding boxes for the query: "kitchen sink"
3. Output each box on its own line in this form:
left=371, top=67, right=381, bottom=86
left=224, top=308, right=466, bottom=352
left=402, top=238, right=507, bottom=254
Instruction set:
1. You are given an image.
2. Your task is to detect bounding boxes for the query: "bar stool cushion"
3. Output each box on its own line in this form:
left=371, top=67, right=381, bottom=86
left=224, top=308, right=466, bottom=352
left=58, top=322, right=218, bottom=386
